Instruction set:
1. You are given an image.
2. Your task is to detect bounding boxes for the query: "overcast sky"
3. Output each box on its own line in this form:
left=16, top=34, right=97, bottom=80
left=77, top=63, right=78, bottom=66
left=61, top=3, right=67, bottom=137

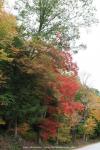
left=74, top=0, right=100, bottom=90
left=7, top=0, right=100, bottom=90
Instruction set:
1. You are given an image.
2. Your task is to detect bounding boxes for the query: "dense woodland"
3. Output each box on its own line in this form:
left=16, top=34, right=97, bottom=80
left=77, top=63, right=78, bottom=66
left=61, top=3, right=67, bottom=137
left=0, top=0, right=100, bottom=148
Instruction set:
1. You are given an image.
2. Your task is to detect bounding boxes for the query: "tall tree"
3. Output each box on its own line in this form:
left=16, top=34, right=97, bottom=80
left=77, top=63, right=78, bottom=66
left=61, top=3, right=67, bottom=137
left=15, top=0, right=97, bottom=49
left=0, top=9, right=17, bottom=48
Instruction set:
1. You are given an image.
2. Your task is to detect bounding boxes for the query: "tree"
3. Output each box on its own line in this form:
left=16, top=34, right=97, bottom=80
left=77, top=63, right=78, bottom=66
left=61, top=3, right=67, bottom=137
left=15, top=0, right=97, bottom=49
left=0, top=3, right=18, bottom=130
left=0, top=39, right=83, bottom=141
left=0, top=3, right=84, bottom=140
left=57, top=122, right=71, bottom=144
left=0, top=6, right=17, bottom=48
left=83, top=117, right=96, bottom=141
left=37, top=42, right=84, bottom=141
left=76, top=84, right=100, bottom=141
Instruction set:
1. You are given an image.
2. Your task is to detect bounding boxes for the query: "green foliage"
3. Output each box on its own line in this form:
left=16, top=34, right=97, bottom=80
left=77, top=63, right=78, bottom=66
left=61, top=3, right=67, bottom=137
left=0, top=92, right=15, bottom=106
left=0, top=118, right=6, bottom=125
left=77, top=123, right=84, bottom=137
left=21, top=130, right=37, bottom=141
left=0, top=38, right=58, bottom=138
left=83, top=117, right=96, bottom=136
left=94, top=122, right=100, bottom=137
left=15, top=0, right=97, bottom=49
left=0, top=1, right=99, bottom=144
left=0, top=10, right=17, bottom=48
left=57, top=123, right=71, bottom=144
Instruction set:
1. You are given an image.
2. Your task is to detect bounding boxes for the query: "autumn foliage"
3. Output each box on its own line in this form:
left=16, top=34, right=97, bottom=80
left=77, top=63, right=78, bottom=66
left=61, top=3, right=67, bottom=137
left=0, top=2, right=100, bottom=145
left=37, top=45, right=84, bottom=140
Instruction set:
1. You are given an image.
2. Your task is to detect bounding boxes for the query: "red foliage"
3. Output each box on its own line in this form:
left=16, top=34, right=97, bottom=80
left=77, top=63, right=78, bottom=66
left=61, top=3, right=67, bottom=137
left=72, top=102, right=85, bottom=111
left=47, top=47, right=78, bottom=76
left=56, top=75, right=84, bottom=115
left=47, top=106, right=58, bottom=114
left=59, top=100, right=84, bottom=115
left=39, top=45, right=83, bottom=141
left=57, top=75, right=79, bottom=97
left=59, top=51, right=78, bottom=76
left=40, top=74, right=84, bottom=140
left=40, top=118, right=59, bottom=140
left=43, top=96, right=52, bottom=105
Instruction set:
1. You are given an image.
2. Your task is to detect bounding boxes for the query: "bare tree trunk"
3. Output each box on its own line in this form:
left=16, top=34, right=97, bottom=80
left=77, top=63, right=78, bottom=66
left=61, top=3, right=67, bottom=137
left=7, top=120, right=12, bottom=132
left=14, top=117, right=18, bottom=137
left=83, top=134, right=88, bottom=142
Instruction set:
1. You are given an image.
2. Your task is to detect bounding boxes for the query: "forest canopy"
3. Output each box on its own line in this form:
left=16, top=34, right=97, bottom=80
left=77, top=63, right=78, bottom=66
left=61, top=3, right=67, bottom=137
left=0, top=0, right=100, bottom=147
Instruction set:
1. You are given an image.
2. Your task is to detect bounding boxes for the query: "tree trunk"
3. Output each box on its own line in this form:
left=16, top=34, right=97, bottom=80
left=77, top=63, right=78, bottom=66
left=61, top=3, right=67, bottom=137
left=83, top=134, right=88, bottom=142
left=7, top=120, right=12, bottom=132
left=14, top=117, right=18, bottom=137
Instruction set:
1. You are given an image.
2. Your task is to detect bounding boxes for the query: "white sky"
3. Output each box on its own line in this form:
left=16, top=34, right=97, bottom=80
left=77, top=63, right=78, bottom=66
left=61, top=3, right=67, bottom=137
left=7, top=0, right=100, bottom=90
left=74, top=0, right=100, bottom=90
